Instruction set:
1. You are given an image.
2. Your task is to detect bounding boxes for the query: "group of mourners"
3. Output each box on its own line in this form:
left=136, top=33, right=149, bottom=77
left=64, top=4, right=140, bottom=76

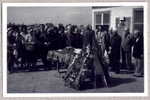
left=95, top=25, right=143, bottom=77
left=7, top=22, right=143, bottom=79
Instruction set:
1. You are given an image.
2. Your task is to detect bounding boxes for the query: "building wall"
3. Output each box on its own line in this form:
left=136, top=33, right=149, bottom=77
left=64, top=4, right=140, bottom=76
left=110, top=6, right=134, bottom=31
left=92, top=6, right=143, bottom=32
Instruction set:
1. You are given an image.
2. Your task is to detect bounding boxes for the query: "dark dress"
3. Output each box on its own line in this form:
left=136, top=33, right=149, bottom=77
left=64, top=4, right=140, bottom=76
left=110, top=33, right=122, bottom=73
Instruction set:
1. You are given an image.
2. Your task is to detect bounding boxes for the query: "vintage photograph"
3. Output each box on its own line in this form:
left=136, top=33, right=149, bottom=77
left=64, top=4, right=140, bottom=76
left=2, top=3, right=147, bottom=96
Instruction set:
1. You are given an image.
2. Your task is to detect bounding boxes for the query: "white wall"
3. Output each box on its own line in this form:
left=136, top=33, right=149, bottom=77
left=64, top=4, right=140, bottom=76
left=92, top=6, right=143, bottom=32
left=110, top=6, right=134, bottom=31
left=7, top=7, right=92, bottom=25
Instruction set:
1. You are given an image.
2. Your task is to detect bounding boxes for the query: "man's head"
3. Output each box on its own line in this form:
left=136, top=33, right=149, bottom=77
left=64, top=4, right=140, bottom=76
left=74, top=27, right=78, bottom=34
left=112, top=27, right=118, bottom=35
left=86, top=24, right=92, bottom=30
left=66, top=25, right=72, bottom=33
left=133, top=29, right=140, bottom=38
left=103, top=30, right=107, bottom=34
left=97, top=25, right=102, bottom=31
left=125, top=27, right=130, bottom=33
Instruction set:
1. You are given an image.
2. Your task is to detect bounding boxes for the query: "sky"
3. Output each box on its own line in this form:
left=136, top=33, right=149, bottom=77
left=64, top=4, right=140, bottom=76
left=7, top=7, right=92, bottom=25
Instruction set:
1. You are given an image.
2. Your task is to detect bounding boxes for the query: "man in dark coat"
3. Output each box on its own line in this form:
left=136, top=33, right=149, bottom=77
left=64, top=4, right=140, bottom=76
left=104, top=30, right=111, bottom=53
left=82, top=25, right=94, bottom=50
left=133, top=30, right=144, bottom=77
left=7, top=28, right=17, bottom=73
left=110, top=30, right=122, bottom=73
left=70, top=26, right=83, bottom=49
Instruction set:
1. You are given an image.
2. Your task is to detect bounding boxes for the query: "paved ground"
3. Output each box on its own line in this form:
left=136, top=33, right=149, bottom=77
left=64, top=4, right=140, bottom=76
left=7, top=69, right=144, bottom=93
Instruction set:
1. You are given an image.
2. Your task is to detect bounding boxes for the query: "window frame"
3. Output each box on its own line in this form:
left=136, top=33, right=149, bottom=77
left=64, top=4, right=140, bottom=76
left=94, top=10, right=111, bottom=29
left=133, top=8, right=144, bottom=33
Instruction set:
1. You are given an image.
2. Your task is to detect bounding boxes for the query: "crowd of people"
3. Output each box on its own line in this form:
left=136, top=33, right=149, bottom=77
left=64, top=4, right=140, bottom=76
left=7, top=22, right=144, bottom=77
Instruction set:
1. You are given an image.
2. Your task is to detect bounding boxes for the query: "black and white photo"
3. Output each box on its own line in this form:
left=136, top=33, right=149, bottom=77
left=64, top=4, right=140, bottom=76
left=2, top=3, right=148, bottom=97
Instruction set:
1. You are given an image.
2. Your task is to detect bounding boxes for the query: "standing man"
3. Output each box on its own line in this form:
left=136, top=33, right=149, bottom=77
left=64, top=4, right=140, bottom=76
left=121, top=28, right=134, bottom=72
left=110, top=29, right=122, bottom=74
left=133, top=29, right=144, bottom=77
left=92, top=25, right=111, bottom=87
left=95, top=26, right=103, bottom=56
left=65, top=24, right=72, bottom=47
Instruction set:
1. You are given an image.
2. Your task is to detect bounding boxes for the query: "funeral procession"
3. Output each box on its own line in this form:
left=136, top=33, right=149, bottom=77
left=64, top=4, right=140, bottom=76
left=6, top=6, right=144, bottom=93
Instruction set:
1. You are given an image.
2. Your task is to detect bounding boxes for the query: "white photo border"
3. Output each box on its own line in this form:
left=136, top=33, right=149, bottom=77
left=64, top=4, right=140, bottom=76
left=2, top=2, right=148, bottom=97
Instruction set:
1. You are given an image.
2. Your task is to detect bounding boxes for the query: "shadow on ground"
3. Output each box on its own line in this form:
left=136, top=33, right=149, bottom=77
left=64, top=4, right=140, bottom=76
left=110, top=77, right=136, bottom=87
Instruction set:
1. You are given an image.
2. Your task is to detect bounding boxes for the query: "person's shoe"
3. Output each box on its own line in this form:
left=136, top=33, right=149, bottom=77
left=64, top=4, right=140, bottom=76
left=133, top=74, right=143, bottom=77
left=127, top=70, right=134, bottom=74
left=115, top=71, right=120, bottom=74
left=8, top=70, right=13, bottom=74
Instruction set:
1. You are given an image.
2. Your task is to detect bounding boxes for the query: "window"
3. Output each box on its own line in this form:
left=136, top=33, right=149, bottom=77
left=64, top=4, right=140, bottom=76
left=94, top=11, right=110, bottom=29
left=103, top=12, right=110, bottom=25
left=133, top=8, right=144, bottom=33
left=95, top=13, right=102, bottom=24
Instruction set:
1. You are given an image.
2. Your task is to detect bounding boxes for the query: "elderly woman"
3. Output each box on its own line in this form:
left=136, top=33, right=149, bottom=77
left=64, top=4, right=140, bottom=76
left=110, top=29, right=122, bottom=74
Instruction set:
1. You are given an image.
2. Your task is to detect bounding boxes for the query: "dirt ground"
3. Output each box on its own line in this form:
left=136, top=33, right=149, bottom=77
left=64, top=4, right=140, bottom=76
left=7, top=69, right=144, bottom=93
